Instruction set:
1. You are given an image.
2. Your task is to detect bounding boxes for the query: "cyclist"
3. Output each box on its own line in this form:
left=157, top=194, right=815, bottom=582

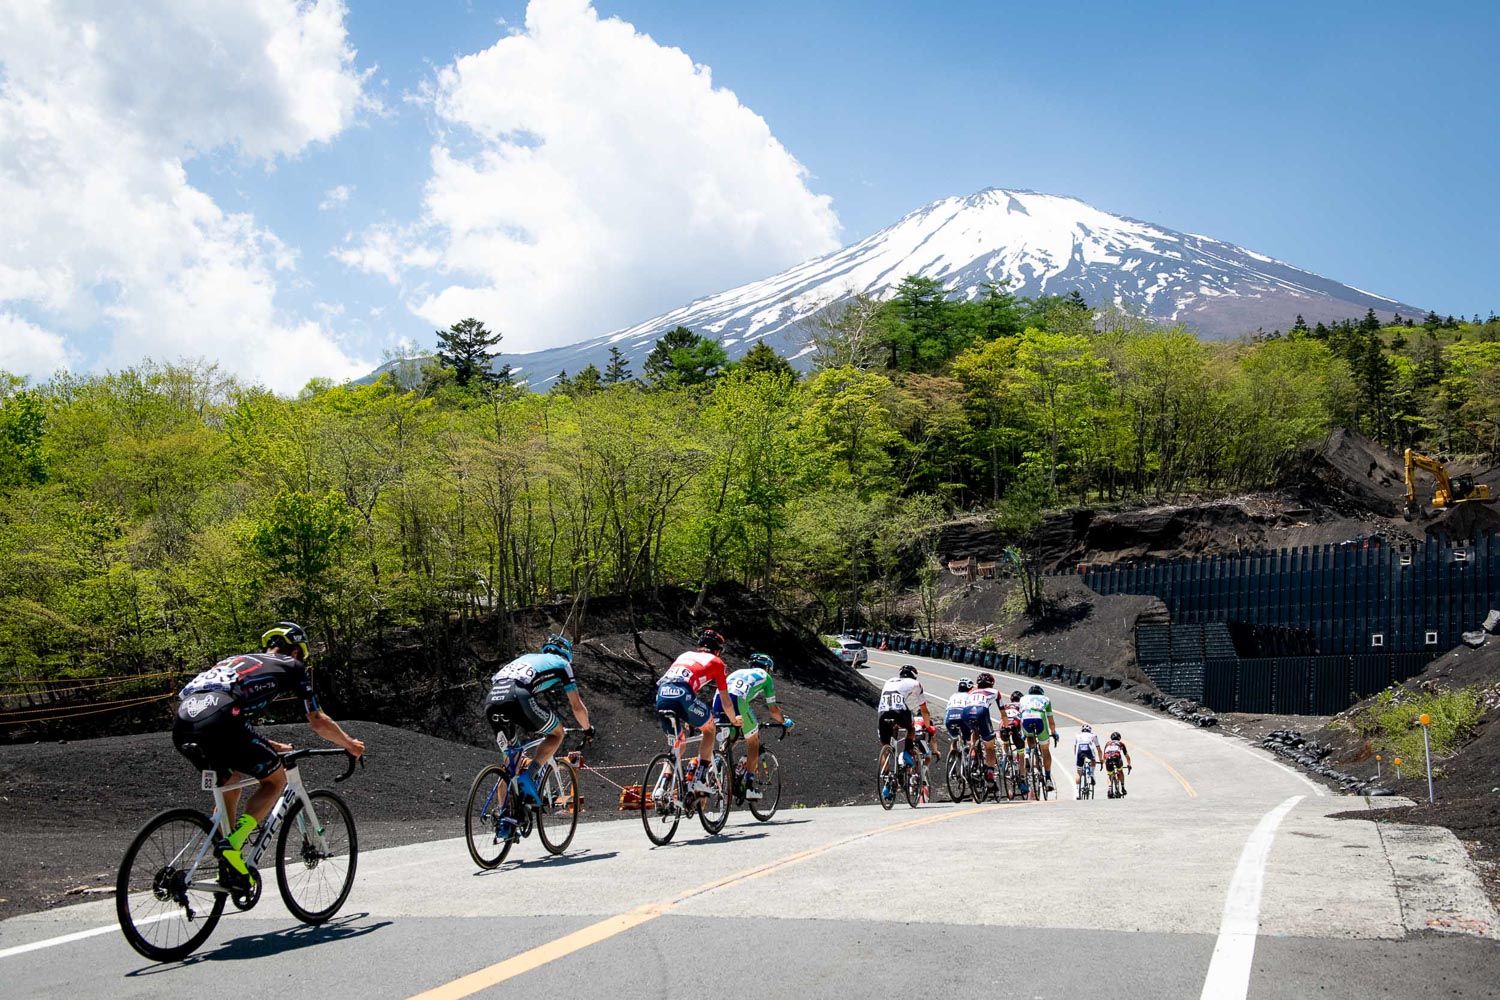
left=656, top=629, right=741, bottom=795
left=1103, top=730, right=1134, bottom=796
left=943, top=677, right=974, bottom=743
left=484, top=634, right=593, bottom=808
left=713, top=653, right=792, bottom=800
left=964, top=673, right=1004, bottom=793
left=1019, top=683, right=1058, bottom=791
left=172, top=622, right=364, bottom=888
left=878, top=665, right=936, bottom=796
left=1073, top=723, right=1102, bottom=798
left=1000, top=691, right=1027, bottom=777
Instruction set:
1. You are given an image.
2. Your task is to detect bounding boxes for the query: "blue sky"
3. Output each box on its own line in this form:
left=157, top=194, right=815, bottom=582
left=2, top=0, right=1495, bottom=387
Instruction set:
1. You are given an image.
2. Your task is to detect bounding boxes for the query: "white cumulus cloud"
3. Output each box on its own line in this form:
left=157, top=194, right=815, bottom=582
left=319, top=184, right=355, bottom=210
left=0, top=0, right=373, bottom=393
left=339, top=0, right=840, bottom=353
left=0, top=312, right=77, bottom=378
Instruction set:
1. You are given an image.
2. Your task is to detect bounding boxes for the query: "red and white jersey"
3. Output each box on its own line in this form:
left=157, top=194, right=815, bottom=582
left=968, top=688, right=1001, bottom=712
left=878, top=676, right=925, bottom=714
left=1000, top=700, right=1024, bottom=728
left=657, top=650, right=729, bottom=695
left=1103, top=738, right=1128, bottom=759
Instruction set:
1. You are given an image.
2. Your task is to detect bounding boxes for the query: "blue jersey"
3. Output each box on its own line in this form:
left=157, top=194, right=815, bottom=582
left=492, top=652, right=577, bottom=694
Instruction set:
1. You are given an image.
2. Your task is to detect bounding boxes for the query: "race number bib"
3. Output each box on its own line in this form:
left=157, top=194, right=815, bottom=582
left=496, top=660, right=538, bottom=685
left=878, top=691, right=906, bottom=712
left=201, top=770, right=217, bottom=791
left=728, top=676, right=752, bottom=698
left=181, top=661, right=242, bottom=696
left=662, top=665, right=693, bottom=685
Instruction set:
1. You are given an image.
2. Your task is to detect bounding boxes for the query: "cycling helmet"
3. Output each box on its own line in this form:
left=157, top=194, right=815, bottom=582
left=1011, top=690, right=1023, bottom=701
left=541, top=633, right=573, bottom=663
left=696, top=628, right=726, bottom=653
left=956, top=677, right=974, bottom=693
left=1081, top=724, right=1092, bottom=733
left=748, top=652, right=774, bottom=672
left=1110, top=731, right=1121, bottom=741
left=899, top=664, right=919, bottom=679
left=976, top=672, right=995, bottom=689
left=262, top=621, right=309, bottom=661
left=1028, top=684, right=1044, bottom=695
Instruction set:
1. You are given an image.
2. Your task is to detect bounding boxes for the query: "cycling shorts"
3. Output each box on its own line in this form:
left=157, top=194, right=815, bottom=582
left=961, top=706, right=995, bottom=741
left=711, top=692, right=756, bottom=735
left=656, top=683, right=711, bottom=734
left=944, top=709, right=966, bottom=740
left=878, top=708, right=915, bottom=746
left=1002, top=725, right=1027, bottom=750
left=486, top=679, right=560, bottom=741
left=1022, top=717, right=1048, bottom=741
left=172, top=713, right=281, bottom=783
left=1104, top=755, right=1125, bottom=773
left=1076, top=747, right=1097, bottom=769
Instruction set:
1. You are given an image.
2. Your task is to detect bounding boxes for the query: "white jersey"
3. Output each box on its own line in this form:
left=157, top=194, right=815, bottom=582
left=968, top=688, right=1000, bottom=712
left=878, top=676, right=925, bottom=714
left=1074, top=731, right=1102, bottom=756
left=945, top=691, right=973, bottom=713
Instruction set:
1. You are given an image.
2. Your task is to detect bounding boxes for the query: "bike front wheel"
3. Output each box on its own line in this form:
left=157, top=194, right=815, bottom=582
left=116, top=808, right=227, bottom=962
left=536, top=760, right=580, bottom=855
left=465, top=765, right=515, bottom=869
left=276, top=790, right=358, bottom=925
left=903, top=761, right=921, bottom=809
left=966, top=757, right=990, bottom=803
left=877, top=746, right=897, bottom=811
left=944, top=747, right=967, bottom=803
left=698, top=756, right=730, bottom=835
left=640, top=755, right=681, bottom=845
left=745, top=751, right=782, bottom=822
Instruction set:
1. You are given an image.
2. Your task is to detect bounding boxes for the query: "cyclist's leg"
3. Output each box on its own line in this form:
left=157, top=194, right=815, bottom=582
left=739, top=702, right=761, bottom=770
left=687, top=696, right=715, bottom=789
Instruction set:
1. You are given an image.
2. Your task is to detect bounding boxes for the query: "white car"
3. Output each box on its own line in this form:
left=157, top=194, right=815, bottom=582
left=835, top=638, right=869, bottom=667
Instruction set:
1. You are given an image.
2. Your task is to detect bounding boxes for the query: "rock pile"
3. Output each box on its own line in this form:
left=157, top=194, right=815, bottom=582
left=1261, top=728, right=1390, bottom=795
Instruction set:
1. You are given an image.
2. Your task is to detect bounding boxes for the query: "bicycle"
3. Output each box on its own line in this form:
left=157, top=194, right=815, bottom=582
left=721, top=721, right=788, bottom=822
left=944, top=731, right=1004, bottom=803
left=877, top=724, right=930, bottom=809
left=640, top=712, right=730, bottom=845
left=465, top=728, right=588, bottom=869
left=1022, top=740, right=1054, bottom=801
left=1106, top=761, right=1131, bottom=799
left=116, top=748, right=362, bottom=963
left=1077, top=757, right=1097, bottom=800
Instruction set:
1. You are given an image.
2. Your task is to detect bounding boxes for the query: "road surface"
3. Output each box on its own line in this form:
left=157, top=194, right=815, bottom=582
left=2, top=648, right=1497, bottom=999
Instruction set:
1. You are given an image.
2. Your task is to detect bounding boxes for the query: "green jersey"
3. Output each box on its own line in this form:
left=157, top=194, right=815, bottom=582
left=726, top=667, right=776, bottom=706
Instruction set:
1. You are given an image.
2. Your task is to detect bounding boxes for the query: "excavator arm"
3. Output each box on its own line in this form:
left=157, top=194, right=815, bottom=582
left=1404, top=448, right=1492, bottom=520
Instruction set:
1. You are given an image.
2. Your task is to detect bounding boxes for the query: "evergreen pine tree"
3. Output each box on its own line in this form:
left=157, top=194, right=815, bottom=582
left=1360, top=308, right=1382, bottom=334
left=1065, top=289, right=1089, bottom=312
left=570, top=364, right=604, bottom=396
left=643, top=327, right=728, bottom=387
left=435, top=318, right=507, bottom=388
left=603, top=345, right=633, bottom=384
left=738, top=341, right=795, bottom=380
left=1291, top=314, right=1309, bottom=336
left=1424, top=310, right=1442, bottom=332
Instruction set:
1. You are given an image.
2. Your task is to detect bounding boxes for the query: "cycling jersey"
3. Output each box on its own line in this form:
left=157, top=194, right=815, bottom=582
left=1074, top=731, right=1102, bottom=756
left=878, top=677, right=926, bottom=714
left=178, top=653, right=318, bottom=722
left=657, top=650, right=730, bottom=697
left=1103, top=738, right=1128, bottom=759
left=713, top=667, right=776, bottom=733
left=491, top=652, right=577, bottom=694
left=1000, top=701, right=1024, bottom=728
left=1019, top=693, right=1052, bottom=721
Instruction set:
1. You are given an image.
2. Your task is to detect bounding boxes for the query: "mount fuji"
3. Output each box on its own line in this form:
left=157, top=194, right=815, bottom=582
left=382, top=188, right=1427, bottom=385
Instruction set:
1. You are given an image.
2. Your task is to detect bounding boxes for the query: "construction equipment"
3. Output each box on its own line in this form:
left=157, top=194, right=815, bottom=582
left=1404, top=448, right=1493, bottom=520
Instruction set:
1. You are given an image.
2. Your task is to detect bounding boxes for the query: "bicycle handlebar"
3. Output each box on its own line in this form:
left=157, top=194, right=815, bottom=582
left=279, top=747, right=363, bottom=783
left=758, top=721, right=789, bottom=742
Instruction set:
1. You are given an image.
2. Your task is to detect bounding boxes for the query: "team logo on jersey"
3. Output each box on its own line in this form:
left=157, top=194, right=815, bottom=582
left=182, top=694, right=213, bottom=718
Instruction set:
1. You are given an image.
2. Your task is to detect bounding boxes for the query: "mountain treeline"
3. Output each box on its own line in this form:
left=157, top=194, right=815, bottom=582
left=2, top=285, right=1498, bottom=682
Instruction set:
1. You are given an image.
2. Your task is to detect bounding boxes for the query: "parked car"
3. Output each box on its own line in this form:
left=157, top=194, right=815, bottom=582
left=835, top=638, right=869, bottom=667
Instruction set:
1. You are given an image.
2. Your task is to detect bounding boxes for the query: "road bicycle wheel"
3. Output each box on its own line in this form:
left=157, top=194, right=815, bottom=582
left=1026, top=757, right=1043, bottom=801
left=997, top=757, right=1015, bottom=801
left=641, top=754, right=681, bottom=845
left=277, top=789, right=358, bottom=925
left=536, top=759, right=580, bottom=855
left=465, top=765, right=515, bottom=869
left=944, top=747, right=968, bottom=803
left=966, top=754, right=990, bottom=803
left=116, top=808, right=227, bottom=962
left=877, top=746, right=897, bottom=811
left=903, top=761, right=920, bottom=809
left=745, top=751, right=782, bottom=822
left=698, top=755, right=730, bottom=835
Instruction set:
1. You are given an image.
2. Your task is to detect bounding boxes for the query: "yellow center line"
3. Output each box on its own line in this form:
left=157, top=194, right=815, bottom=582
left=408, top=802, right=1025, bottom=999
left=868, top=658, right=1199, bottom=799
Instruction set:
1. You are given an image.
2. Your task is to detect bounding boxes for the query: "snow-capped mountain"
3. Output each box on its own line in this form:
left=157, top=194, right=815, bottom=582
left=378, top=188, right=1426, bottom=385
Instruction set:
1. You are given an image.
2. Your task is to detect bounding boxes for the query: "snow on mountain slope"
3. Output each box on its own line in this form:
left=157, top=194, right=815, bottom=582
left=373, top=188, right=1427, bottom=385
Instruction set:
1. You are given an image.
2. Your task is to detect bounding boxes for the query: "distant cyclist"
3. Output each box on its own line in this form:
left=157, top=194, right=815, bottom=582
left=484, top=634, right=593, bottom=808
left=173, top=622, right=364, bottom=890
left=878, top=665, right=936, bottom=796
left=1000, top=691, right=1027, bottom=781
left=1103, top=731, right=1133, bottom=797
left=656, top=629, right=741, bottom=794
left=964, top=673, right=1004, bottom=793
left=1073, top=723, right=1102, bottom=798
left=713, top=653, right=791, bottom=800
left=1019, top=684, right=1058, bottom=791
left=944, top=677, right=975, bottom=743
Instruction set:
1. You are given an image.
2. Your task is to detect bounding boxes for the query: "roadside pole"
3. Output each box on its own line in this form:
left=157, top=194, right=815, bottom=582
left=1375, top=754, right=1382, bottom=778
left=1418, top=714, right=1435, bottom=804
left=1395, top=756, right=1402, bottom=780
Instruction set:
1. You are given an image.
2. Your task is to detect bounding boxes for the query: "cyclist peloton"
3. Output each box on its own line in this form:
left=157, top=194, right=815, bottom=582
left=1103, top=730, right=1134, bottom=796
left=1073, top=723, right=1103, bottom=798
left=1019, top=684, right=1059, bottom=791
left=713, top=653, right=792, bottom=800
left=655, top=629, right=741, bottom=794
left=172, top=622, right=364, bottom=889
left=878, top=665, right=937, bottom=796
left=484, top=634, right=594, bottom=809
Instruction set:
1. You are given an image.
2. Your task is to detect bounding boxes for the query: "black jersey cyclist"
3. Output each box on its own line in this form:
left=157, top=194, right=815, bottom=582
left=484, top=634, right=594, bottom=804
left=172, top=622, right=364, bottom=886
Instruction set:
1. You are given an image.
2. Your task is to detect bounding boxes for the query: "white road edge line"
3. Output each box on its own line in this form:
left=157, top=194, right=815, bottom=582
left=865, top=653, right=1326, bottom=797
left=1198, top=794, right=1303, bottom=1000
left=0, top=911, right=175, bottom=960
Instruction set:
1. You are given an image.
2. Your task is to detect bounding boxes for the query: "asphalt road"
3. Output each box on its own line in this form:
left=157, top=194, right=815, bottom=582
left=3, top=648, right=1497, bottom=999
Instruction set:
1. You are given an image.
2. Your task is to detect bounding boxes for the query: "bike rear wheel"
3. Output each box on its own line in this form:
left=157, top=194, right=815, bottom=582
left=903, top=759, right=920, bottom=808
left=745, top=751, right=782, bottom=822
left=966, top=754, right=990, bottom=803
left=641, top=755, right=681, bottom=845
left=116, top=808, right=227, bottom=962
left=536, top=760, right=580, bottom=855
left=277, top=789, right=358, bottom=925
left=698, top=755, right=730, bottom=835
left=944, top=747, right=968, bottom=803
left=465, top=765, right=515, bottom=869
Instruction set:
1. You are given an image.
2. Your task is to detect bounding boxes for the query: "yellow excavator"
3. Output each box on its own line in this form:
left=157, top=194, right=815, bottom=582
left=1404, top=448, right=1494, bottom=520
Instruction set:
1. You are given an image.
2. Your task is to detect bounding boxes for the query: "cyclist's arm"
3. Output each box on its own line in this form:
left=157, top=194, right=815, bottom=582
left=566, top=688, right=590, bottom=730
left=767, top=702, right=786, bottom=724
left=1046, top=706, right=1058, bottom=739
left=307, top=709, right=364, bottom=757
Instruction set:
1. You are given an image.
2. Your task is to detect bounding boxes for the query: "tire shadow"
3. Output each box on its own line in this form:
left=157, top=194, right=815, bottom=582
left=126, top=912, right=390, bottom=973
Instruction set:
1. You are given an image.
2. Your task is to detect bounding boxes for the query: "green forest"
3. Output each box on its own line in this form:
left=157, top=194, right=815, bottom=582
left=3, top=279, right=1499, bottom=684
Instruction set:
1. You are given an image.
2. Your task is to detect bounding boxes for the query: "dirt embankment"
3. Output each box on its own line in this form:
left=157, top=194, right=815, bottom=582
left=0, top=584, right=879, bottom=919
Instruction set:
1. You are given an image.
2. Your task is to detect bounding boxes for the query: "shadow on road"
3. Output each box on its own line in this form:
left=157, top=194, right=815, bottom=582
left=478, top=849, right=621, bottom=874
left=126, top=912, right=390, bottom=974
left=646, top=830, right=770, bottom=850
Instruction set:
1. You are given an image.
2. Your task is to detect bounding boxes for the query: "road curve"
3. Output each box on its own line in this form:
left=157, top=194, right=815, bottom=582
left=2, top=648, right=1497, bottom=999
